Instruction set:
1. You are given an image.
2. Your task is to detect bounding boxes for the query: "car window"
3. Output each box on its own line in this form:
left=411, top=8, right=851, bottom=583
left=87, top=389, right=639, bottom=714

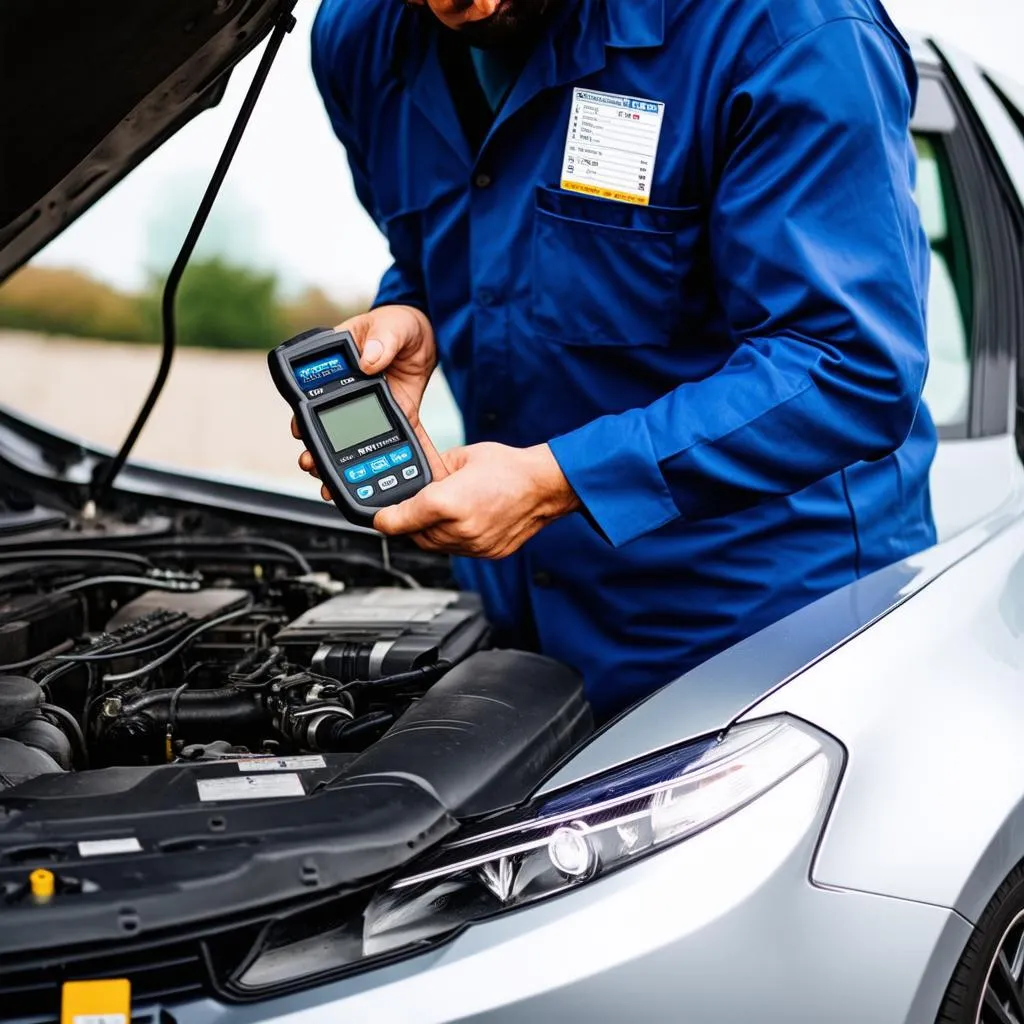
left=914, top=133, right=974, bottom=431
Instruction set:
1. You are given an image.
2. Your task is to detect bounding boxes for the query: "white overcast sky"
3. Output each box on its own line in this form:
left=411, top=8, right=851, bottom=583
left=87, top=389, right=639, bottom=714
left=35, top=0, right=1024, bottom=303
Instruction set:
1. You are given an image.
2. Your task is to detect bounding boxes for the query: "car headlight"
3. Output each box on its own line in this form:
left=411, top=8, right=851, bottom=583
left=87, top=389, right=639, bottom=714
left=236, top=716, right=826, bottom=992
left=362, top=717, right=823, bottom=957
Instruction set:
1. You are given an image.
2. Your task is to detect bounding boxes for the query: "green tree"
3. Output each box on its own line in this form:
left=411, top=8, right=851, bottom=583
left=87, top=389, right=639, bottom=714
left=141, top=257, right=285, bottom=349
left=0, top=266, right=149, bottom=342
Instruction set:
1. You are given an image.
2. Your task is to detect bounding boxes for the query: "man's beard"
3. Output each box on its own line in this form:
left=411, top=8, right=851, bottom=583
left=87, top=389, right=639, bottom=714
left=450, top=0, right=558, bottom=50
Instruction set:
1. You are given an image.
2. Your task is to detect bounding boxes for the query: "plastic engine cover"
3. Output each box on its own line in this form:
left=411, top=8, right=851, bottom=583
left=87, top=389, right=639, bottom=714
left=274, top=588, right=489, bottom=681
left=345, top=649, right=593, bottom=818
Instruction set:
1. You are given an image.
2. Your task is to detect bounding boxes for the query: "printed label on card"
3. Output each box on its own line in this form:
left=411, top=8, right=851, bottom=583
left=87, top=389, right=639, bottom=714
left=561, top=88, right=665, bottom=206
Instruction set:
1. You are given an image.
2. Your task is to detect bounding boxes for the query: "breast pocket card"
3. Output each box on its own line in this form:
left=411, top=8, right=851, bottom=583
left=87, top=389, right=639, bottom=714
left=561, top=88, right=666, bottom=207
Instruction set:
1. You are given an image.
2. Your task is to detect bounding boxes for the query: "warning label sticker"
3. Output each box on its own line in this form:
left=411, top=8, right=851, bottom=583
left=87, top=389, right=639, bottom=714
left=197, top=774, right=304, bottom=802
left=236, top=755, right=326, bottom=772
left=77, top=838, right=142, bottom=858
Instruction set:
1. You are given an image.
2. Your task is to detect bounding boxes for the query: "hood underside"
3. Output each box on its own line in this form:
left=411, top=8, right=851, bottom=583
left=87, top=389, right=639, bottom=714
left=0, top=0, right=290, bottom=283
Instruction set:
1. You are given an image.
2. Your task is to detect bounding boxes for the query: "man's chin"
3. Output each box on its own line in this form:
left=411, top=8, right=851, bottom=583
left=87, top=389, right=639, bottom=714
left=451, top=0, right=559, bottom=50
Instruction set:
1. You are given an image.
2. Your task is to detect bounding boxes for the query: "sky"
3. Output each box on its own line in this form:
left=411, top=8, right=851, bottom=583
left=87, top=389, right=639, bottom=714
left=34, top=0, right=1024, bottom=304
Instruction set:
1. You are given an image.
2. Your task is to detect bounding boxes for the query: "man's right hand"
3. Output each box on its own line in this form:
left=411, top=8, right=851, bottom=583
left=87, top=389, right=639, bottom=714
left=291, top=305, right=449, bottom=502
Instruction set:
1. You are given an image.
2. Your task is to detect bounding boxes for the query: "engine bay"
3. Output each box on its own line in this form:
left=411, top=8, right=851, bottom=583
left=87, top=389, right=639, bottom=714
left=0, top=507, right=556, bottom=793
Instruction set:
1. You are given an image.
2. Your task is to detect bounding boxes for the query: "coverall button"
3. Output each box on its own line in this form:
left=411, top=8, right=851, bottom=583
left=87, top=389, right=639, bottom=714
left=474, top=172, right=493, bottom=188
left=482, top=410, right=499, bottom=426
left=478, top=288, right=495, bottom=306
left=532, top=571, right=553, bottom=588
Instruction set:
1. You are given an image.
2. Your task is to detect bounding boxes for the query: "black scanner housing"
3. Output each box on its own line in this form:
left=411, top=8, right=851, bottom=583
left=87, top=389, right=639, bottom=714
left=268, top=328, right=432, bottom=528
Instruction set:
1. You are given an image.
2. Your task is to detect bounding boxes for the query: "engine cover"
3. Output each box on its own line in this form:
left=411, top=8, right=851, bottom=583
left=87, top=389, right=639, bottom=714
left=273, top=588, right=489, bottom=681
left=104, top=587, right=251, bottom=631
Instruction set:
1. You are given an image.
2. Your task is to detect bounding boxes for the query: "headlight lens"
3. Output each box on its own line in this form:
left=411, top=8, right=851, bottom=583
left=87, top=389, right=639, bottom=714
left=236, top=716, right=827, bottom=992
left=362, top=718, right=823, bottom=957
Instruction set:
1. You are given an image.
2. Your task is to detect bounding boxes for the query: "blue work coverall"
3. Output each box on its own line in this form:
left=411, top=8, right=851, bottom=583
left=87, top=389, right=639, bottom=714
left=312, top=0, right=937, bottom=720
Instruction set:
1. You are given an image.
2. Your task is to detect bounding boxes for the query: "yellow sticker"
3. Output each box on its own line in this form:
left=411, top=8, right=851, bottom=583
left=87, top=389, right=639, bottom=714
left=61, top=979, right=131, bottom=1024
left=560, top=88, right=666, bottom=207
left=560, top=181, right=650, bottom=206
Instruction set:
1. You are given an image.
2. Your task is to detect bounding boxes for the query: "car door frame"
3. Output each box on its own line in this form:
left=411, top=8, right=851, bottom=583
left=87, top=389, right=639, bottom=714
left=931, top=43, right=1024, bottom=448
left=914, top=52, right=1024, bottom=444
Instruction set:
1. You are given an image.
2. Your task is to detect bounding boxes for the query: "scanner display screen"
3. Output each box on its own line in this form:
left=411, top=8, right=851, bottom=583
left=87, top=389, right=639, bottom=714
left=294, top=352, right=350, bottom=391
left=317, top=393, right=392, bottom=453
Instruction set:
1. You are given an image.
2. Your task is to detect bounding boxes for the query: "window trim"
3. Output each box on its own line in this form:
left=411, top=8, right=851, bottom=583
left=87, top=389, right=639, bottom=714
left=925, top=67, right=1023, bottom=441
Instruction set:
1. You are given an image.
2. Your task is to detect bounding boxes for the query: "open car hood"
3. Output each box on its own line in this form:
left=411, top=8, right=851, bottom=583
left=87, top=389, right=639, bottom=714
left=0, top=0, right=292, bottom=283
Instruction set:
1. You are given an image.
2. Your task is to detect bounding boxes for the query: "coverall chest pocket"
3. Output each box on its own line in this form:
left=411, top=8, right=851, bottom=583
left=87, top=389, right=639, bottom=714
left=531, top=185, right=706, bottom=347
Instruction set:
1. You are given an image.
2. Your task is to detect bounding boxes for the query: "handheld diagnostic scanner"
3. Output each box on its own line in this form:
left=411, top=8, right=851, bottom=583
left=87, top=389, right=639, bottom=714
left=269, top=328, right=431, bottom=528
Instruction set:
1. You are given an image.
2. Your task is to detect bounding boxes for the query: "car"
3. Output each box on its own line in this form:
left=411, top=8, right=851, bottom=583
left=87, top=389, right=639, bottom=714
left=2, top=3, right=1024, bottom=1022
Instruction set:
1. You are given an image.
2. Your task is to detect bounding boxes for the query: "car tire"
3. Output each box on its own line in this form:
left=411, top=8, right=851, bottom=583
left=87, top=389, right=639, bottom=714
left=937, top=863, right=1024, bottom=1023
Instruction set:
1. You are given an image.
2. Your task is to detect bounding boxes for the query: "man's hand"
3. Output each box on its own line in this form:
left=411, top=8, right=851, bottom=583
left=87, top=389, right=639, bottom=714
left=293, top=305, right=448, bottom=501
left=373, top=443, right=581, bottom=558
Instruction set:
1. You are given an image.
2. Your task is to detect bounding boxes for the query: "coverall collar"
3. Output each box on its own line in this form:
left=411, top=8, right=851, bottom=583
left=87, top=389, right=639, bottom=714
left=398, top=0, right=666, bottom=168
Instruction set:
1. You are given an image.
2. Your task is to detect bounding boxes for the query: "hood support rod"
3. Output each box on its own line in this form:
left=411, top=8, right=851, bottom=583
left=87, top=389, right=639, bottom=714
left=89, top=8, right=295, bottom=508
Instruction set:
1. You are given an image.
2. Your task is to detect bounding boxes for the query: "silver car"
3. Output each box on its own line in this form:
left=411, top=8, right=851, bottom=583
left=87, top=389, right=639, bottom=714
left=2, top=5, right=1024, bottom=1024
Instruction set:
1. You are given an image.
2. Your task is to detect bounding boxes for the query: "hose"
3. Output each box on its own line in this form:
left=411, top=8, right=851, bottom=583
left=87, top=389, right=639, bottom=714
left=312, top=709, right=394, bottom=752
left=306, top=552, right=420, bottom=589
left=55, top=575, right=200, bottom=596
left=167, top=681, right=191, bottom=741
left=228, top=646, right=285, bottom=686
left=0, top=640, right=74, bottom=672
left=128, top=537, right=312, bottom=575
left=115, top=688, right=265, bottom=736
left=35, top=661, right=78, bottom=697
left=121, top=686, right=247, bottom=716
left=40, top=702, right=88, bottom=768
left=55, top=619, right=194, bottom=663
left=100, top=602, right=255, bottom=684
left=0, top=549, right=153, bottom=569
left=342, top=660, right=453, bottom=696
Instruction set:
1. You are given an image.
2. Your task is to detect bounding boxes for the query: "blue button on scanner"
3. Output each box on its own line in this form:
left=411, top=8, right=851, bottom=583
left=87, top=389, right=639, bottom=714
left=344, top=463, right=368, bottom=483
left=356, top=485, right=374, bottom=500
left=369, top=457, right=391, bottom=474
left=388, top=445, right=413, bottom=466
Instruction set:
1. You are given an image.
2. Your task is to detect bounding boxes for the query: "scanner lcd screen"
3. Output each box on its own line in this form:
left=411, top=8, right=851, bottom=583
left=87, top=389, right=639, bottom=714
left=317, top=393, right=392, bottom=452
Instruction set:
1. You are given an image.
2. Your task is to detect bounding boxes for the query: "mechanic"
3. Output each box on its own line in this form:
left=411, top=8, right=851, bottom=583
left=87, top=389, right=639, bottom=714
left=297, top=0, right=937, bottom=721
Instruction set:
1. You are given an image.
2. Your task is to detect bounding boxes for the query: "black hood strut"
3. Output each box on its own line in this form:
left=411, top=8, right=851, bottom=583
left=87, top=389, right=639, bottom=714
left=89, top=7, right=295, bottom=510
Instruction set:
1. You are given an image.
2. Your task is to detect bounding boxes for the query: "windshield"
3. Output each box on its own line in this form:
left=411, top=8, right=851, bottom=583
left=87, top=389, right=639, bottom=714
left=0, top=2, right=464, bottom=493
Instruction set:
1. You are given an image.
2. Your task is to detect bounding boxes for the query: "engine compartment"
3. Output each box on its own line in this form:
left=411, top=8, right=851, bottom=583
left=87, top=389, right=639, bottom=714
left=0, top=516, right=583, bottom=793
left=0, top=446, right=596, bottom=1005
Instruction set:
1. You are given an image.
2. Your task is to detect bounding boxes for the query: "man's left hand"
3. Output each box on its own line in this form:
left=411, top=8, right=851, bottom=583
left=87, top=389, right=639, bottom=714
left=374, top=443, right=580, bottom=558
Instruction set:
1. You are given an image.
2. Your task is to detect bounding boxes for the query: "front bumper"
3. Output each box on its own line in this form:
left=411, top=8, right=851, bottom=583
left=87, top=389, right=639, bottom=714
left=152, top=757, right=969, bottom=1024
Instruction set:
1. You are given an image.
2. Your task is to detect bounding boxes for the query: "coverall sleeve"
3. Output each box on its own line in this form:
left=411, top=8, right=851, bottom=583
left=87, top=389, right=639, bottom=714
left=547, top=17, right=930, bottom=548
left=309, top=26, right=428, bottom=314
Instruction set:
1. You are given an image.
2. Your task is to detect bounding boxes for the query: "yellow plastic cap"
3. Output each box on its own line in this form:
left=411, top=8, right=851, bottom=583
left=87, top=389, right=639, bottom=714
left=29, top=868, right=54, bottom=899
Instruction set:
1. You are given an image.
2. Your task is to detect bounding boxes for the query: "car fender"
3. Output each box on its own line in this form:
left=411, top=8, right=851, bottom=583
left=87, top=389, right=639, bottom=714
left=745, top=503, right=1024, bottom=924
left=539, top=492, right=1018, bottom=797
